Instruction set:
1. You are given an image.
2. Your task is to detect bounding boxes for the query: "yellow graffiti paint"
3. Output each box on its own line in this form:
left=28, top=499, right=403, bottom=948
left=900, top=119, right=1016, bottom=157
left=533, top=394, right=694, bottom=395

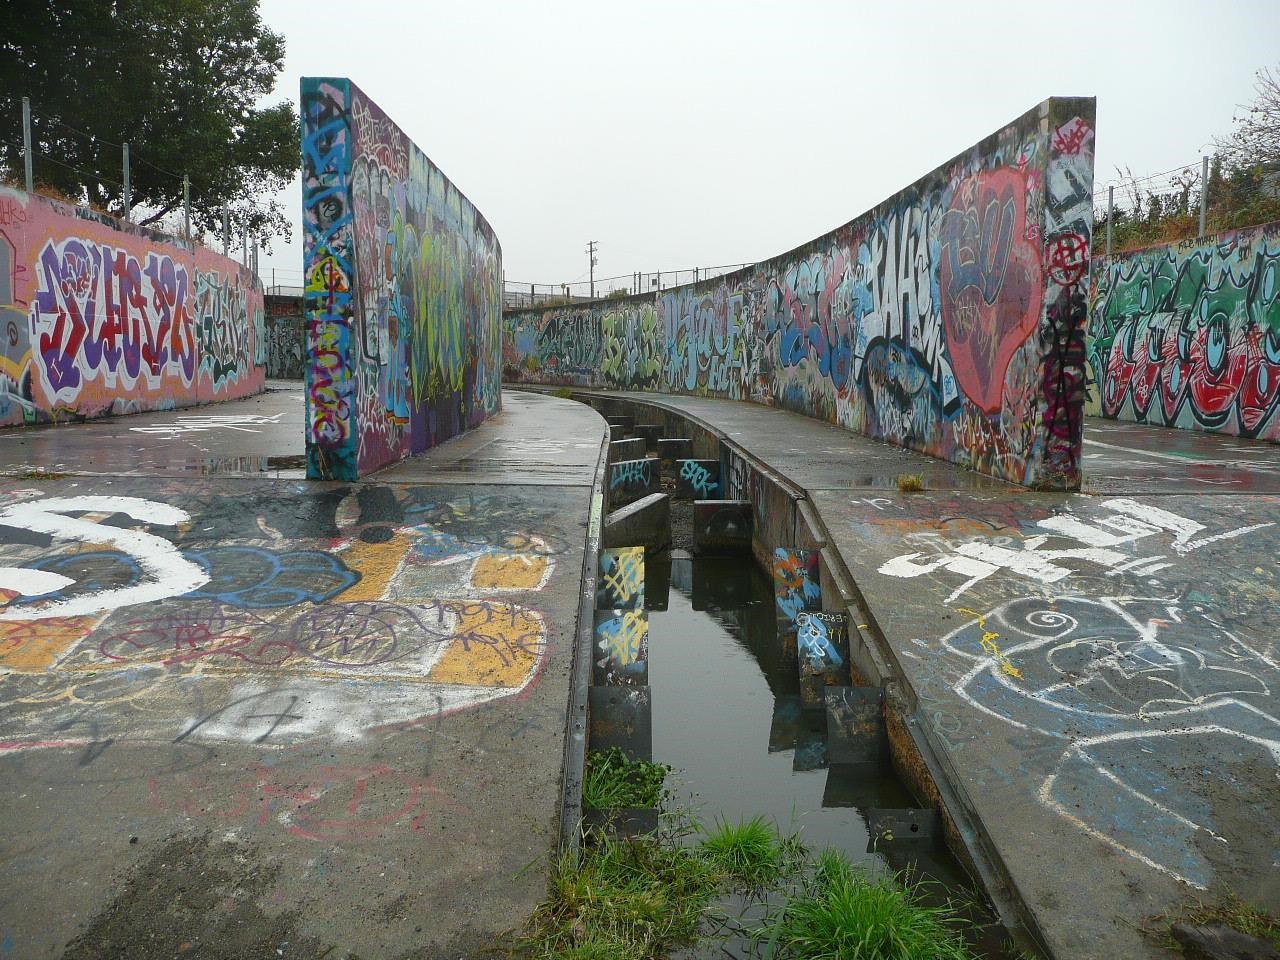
left=427, top=602, right=544, bottom=687
left=470, top=552, right=550, bottom=590
left=0, top=617, right=96, bottom=672
left=955, top=607, right=1023, bottom=680
left=337, top=532, right=415, bottom=601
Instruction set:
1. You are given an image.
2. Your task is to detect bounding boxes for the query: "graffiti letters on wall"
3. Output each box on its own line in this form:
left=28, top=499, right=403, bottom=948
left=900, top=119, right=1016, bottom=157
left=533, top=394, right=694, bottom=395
left=0, top=188, right=265, bottom=428
left=1087, top=221, right=1280, bottom=442
left=302, top=77, right=503, bottom=480
left=501, top=98, right=1096, bottom=489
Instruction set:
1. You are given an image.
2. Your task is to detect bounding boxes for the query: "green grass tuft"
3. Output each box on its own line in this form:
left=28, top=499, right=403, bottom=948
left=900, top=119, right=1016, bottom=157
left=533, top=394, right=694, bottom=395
left=519, top=832, right=720, bottom=959
left=581, top=748, right=668, bottom=810
left=896, top=473, right=925, bottom=493
left=755, top=848, right=978, bottom=959
left=699, top=815, right=797, bottom=889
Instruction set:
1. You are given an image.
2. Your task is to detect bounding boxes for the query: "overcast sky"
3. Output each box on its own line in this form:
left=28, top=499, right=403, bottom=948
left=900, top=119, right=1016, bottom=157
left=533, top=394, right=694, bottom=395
left=256, top=0, right=1280, bottom=292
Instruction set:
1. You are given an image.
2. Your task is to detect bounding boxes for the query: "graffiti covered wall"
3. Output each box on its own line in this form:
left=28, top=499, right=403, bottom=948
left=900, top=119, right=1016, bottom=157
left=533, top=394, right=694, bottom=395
left=0, top=188, right=265, bottom=428
left=503, top=98, right=1096, bottom=489
left=301, top=78, right=503, bottom=480
left=263, top=295, right=305, bottom=379
left=1086, top=221, right=1280, bottom=442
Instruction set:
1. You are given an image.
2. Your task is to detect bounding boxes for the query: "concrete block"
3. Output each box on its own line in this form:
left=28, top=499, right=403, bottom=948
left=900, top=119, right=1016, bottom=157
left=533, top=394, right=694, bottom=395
left=605, top=414, right=635, bottom=432
left=693, top=499, right=752, bottom=554
left=675, top=458, right=720, bottom=500
left=608, top=437, right=646, bottom=463
left=597, top=546, right=644, bottom=609
left=773, top=548, right=821, bottom=640
left=589, top=686, right=652, bottom=759
left=866, top=808, right=938, bottom=844
left=633, top=423, right=663, bottom=451
left=603, top=493, right=671, bottom=556
left=593, top=609, right=648, bottom=686
left=608, top=457, right=659, bottom=508
left=656, top=437, right=692, bottom=466
left=609, top=423, right=623, bottom=442
left=797, top=612, right=852, bottom=709
left=825, top=686, right=887, bottom=764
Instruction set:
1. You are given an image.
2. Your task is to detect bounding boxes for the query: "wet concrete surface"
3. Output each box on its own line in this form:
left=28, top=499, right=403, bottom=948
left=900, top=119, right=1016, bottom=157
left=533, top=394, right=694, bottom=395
left=569, top=390, right=1280, bottom=960
left=0, top=387, right=607, bottom=959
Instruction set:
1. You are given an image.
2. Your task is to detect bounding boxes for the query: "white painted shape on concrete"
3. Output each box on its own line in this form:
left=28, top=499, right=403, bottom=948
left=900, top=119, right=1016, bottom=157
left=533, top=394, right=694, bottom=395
left=0, top=495, right=208, bottom=620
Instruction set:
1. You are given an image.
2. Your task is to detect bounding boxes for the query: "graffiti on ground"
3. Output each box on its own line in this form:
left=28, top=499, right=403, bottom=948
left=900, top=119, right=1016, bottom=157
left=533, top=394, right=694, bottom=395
left=0, top=489, right=566, bottom=756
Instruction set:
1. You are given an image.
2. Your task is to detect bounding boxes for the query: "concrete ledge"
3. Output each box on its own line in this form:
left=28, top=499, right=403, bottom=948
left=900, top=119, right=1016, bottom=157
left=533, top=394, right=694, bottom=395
left=607, top=457, right=659, bottom=508
left=675, top=458, right=720, bottom=499
left=608, top=437, right=646, bottom=463
left=603, top=493, right=671, bottom=555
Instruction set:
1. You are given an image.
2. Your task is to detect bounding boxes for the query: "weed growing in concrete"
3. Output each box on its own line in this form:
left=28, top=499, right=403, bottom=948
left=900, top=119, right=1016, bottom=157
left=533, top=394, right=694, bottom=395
left=551, top=387, right=575, bottom=399
left=581, top=748, right=669, bottom=810
left=896, top=473, right=925, bottom=492
left=519, top=830, right=720, bottom=959
left=700, top=815, right=799, bottom=889
left=753, top=848, right=977, bottom=959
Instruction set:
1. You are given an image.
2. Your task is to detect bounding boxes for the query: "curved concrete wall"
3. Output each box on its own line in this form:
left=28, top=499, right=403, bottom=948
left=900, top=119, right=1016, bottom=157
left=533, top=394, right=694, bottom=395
left=0, top=187, right=265, bottom=428
left=503, top=97, right=1096, bottom=490
left=301, top=78, right=502, bottom=480
left=1086, top=221, right=1280, bottom=441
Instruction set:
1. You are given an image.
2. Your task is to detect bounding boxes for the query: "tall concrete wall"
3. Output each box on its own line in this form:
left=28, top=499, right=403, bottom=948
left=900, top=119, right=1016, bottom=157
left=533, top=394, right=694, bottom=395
left=0, top=187, right=265, bottom=428
left=263, top=294, right=304, bottom=379
left=503, top=98, right=1096, bottom=490
left=1086, top=221, right=1280, bottom=441
left=301, top=78, right=503, bottom=480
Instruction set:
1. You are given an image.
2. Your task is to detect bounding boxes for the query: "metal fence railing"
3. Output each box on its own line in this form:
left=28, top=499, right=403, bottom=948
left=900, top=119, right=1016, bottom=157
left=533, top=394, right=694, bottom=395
left=504, top=262, right=753, bottom=309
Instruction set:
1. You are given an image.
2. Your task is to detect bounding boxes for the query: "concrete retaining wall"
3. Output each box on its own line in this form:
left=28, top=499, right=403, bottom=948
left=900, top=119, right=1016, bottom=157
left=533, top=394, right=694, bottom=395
left=1086, top=220, right=1280, bottom=441
left=263, top=295, right=304, bottom=379
left=301, top=77, right=503, bottom=480
left=503, top=98, right=1096, bottom=489
left=0, top=187, right=265, bottom=428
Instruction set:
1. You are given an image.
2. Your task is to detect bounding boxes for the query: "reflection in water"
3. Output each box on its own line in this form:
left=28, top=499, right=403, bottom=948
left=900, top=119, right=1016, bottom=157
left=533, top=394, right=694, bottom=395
left=647, top=554, right=976, bottom=887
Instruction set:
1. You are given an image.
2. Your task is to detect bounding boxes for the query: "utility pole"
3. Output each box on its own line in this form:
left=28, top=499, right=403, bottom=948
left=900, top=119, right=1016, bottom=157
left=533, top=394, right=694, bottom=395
left=586, top=240, right=598, bottom=299
left=222, top=204, right=230, bottom=256
left=183, top=175, right=190, bottom=242
left=21, top=97, right=33, bottom=192
left=122, top=142, right=131, bottom=221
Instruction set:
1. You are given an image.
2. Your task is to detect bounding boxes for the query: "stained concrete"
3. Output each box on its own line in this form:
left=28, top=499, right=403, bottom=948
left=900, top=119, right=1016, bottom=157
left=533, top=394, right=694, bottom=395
left=567, top=389, right=1280, bottom=960
left=0, top=387, right=606, bottom=960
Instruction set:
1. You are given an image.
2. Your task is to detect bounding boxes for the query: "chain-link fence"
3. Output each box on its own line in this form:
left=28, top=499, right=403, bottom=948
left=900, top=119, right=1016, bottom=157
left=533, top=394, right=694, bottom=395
left=503, top=262, right=752, bottom=309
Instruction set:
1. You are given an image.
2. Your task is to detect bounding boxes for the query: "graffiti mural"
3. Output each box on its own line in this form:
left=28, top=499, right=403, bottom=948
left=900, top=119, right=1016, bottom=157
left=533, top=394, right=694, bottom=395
left=261, top=295, right=305, bottom=379
left=501, top=98, right=1096, bottom=489
left=301, top=77, right=503, bottom=480
left=0, top=187, right=264, bottom=429
left=1087, top=221, right=1280, bottom=442
left=0, top=486, right=565, bottom=749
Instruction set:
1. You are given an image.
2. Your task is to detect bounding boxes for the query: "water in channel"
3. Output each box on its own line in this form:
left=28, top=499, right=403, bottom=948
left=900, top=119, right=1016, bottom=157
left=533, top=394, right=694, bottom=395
left=645, top=552, right=1011, bottom=959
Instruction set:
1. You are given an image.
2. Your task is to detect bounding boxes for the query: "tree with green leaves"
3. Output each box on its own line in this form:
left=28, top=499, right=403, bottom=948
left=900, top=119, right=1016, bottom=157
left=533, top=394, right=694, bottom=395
left=0, top=0, right=298, bottom=251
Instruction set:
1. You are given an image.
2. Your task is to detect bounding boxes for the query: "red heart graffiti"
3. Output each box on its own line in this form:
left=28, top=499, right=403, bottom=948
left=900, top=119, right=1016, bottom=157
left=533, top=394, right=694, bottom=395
left=939, top=169, right=1044, bottom=414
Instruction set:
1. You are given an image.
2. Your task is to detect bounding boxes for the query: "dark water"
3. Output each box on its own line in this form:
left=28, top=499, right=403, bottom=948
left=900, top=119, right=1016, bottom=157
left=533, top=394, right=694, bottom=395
left=647, top=553, right=1011, bottom=957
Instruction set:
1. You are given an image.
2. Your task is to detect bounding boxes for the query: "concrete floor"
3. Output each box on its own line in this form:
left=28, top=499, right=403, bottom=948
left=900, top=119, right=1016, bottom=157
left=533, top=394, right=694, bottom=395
left=0, top=386, right=606, bottom=959
left=573, top=390, right=1280, bottom=960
